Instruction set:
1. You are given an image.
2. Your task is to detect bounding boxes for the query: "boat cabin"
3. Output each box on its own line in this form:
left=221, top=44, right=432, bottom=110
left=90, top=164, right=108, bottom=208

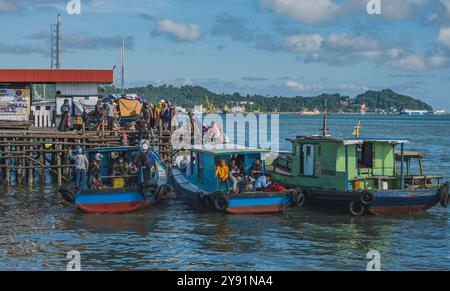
left=272, top=136, right=442, bottom=192
left=85, top=146, right=157, bottom=189
left=181, top=144, right=270, bottom=192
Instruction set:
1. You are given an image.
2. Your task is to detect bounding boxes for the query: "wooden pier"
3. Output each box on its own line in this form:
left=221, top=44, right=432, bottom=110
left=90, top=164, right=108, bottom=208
left=0, top=122, right=174, bottom=186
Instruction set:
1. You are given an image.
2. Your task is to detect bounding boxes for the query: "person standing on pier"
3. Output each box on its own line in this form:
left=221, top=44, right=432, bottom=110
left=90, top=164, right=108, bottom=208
left=106, top=99, right=117, bottom=131
left=58, top=99, right=72, bottom=131
left=69, top=147, right=89, bottom=191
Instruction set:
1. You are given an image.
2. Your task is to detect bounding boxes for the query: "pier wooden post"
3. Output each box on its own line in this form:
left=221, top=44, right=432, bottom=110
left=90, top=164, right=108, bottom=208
left=56, top=142, right=62, bottom=185
left=28, top=143, right=34, bottom=185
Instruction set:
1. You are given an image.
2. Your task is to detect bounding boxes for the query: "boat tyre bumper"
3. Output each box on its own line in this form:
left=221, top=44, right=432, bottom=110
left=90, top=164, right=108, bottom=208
left=292, top=188, right=307, bottom=208
left=349, top=200, right=366, bottom=216
left=439, top=182, right=449, bottom=208
left=210, top=192, right=229, bottom=212
left=59, top=185, right=75, bottom=204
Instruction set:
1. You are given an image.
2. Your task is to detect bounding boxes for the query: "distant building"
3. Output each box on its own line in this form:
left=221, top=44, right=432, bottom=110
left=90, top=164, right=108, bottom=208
left=434, top=109, right=446, bottom=115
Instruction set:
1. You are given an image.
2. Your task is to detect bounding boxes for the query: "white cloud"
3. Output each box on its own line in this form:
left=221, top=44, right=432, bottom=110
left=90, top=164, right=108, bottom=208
left=441, top=0, right=450, bottom=15
left=438, top=27, right=450, bottom=48
left=156, top=19, right=202, bottom=42
left=283, top=34, right=324, bottom=53
left=285, top=80, right=322, bottom=91
left=381, top=0, right=428, bottom=20
left=389, top=54, right=427, bottom=71
left=261, top=0, right=340, bottom=24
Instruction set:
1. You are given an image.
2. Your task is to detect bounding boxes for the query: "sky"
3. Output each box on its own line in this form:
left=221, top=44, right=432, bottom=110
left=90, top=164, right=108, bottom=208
left=1, top=0, right=450, bottom=110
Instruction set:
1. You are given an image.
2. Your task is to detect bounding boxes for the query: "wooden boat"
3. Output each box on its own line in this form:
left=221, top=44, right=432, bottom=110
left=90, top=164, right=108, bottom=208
left=59, top=146, right=169, bottom=214
left=170, top=144, right=292, bottom=214
left=268, top=136, right=449, bottom=216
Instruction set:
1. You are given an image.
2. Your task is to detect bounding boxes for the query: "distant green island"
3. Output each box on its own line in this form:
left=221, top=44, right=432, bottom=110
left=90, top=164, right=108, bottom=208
left=105, top=85, right=433, bottom=114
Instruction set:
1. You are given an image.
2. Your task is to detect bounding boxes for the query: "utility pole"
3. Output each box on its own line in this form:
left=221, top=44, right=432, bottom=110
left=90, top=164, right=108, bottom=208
left=121, top=39, right=125, bottom=96
left=51, top=14, right=62, bottom=69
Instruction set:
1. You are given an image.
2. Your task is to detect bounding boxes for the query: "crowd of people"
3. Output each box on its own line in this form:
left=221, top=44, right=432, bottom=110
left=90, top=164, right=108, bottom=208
left=58, top=97, right=177, bottom=136
left=214, top=158, right=272, bottom=193
left=138, top=99, right=176, bottom=140
left=68, top=144, right=157, bottom=191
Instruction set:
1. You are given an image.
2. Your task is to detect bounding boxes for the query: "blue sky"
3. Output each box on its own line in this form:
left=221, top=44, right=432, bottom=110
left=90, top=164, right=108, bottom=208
left=1, top=0, right=450, bottom=110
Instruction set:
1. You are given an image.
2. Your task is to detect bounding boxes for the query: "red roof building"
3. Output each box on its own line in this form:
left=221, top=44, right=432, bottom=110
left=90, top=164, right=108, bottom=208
left=0, top=69, right=113, bottom=84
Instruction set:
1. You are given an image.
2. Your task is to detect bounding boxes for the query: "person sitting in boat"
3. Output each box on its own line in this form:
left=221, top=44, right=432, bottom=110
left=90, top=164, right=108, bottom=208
left=229, top=159, right=242, bottom=193
left=254, top=173, right=272, bottom=191
left=69, top=146, right=89, bottom=191
left=112, top=153, right=128, bottom=177
left=215, top=159, right=230, bottom=192
left=250, top=158, right=263, bottom=180
left=88, top=153, right=103, bottom=189
left=128, top=155, right=140, bottom=186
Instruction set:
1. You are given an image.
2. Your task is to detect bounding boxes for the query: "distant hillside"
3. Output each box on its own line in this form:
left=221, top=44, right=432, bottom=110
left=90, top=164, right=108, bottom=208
left=104, top=85, right=433, bottom=113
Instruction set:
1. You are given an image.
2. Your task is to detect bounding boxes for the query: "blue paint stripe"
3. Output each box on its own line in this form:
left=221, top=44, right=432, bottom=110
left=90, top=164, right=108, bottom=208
left=76, top=191, right=152, bottom=204
left=229, top=197, right=288, bottom=207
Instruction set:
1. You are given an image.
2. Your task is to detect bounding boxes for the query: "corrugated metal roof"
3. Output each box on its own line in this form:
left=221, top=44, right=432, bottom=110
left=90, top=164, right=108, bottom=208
left=0, top=69, right=113, bottom=84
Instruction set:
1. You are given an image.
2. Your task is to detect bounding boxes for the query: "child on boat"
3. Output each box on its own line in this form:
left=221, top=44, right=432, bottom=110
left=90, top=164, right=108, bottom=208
left=88, top=153, right=103, bottom=189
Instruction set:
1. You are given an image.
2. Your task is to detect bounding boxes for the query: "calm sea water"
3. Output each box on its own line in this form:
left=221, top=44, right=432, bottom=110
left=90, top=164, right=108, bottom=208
left=1, top=115, right=449, bottom=271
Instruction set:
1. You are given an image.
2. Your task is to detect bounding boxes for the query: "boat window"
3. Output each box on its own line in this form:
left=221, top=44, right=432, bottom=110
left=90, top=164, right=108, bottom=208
left=357, top=142, right=373, bottom=168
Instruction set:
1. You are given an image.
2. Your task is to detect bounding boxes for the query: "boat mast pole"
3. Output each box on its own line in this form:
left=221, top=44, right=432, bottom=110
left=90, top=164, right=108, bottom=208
left=400, top=143, right=405, bottom=189
left=121, top=39, right=125, bottom=96
left=322, top=99, right=328, bottom=136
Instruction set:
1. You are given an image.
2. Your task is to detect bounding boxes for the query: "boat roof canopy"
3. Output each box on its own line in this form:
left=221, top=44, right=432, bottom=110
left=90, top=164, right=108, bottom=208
left=192, top=144, right=270, bottom=155
left=290, top=136, right=409, bottom=145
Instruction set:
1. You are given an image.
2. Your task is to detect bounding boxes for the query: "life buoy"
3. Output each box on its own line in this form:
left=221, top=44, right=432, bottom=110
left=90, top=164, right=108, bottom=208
left=212, top=192, right=229, bottom=212
left=197, top=191, right=210, bottom=209
left=292, top=188, right=306, bottom=208
left=59, top=185, right=75, bottom=204
left=140, top=181, right=158, bottom=200
left=349, top=200, right=365, bottom=216
left=361, top=192, right=374, bottom=205
left=439, top=183, right=449, bottom=208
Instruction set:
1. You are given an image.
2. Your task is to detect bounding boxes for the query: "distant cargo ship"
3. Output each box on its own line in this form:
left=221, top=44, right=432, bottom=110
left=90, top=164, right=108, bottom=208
left=401, top=109, right=429, bottom=116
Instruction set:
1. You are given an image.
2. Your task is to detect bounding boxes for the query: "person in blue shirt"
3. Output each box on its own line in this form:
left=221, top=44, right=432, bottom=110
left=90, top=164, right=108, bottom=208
left=254, top=173, right=271, bottom=191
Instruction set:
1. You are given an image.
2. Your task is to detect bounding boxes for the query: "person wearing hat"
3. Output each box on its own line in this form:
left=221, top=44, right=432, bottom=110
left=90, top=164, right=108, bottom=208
left=138, top=144, right=155, bottom=183
left=69, top=146, right=89, bottom=191
left=88, top=153, right=103, bottom=189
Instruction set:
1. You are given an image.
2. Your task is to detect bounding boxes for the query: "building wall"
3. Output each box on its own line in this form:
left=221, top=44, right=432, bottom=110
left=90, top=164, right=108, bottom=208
left=56, top=83, right=98, bottom=96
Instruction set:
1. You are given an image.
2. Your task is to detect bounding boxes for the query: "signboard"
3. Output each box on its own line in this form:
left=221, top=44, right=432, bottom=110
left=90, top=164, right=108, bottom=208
left=0, top=88, right=31, bottom=115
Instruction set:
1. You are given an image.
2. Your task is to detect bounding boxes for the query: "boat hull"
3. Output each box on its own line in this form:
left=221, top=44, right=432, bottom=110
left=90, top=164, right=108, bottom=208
left=367, top=189, right=440, bottom=215
left=75, top=189, right=156, bottom=214
left=293, top=188, right=440, bottom=215
left=171, top=169, right=291, bottom=214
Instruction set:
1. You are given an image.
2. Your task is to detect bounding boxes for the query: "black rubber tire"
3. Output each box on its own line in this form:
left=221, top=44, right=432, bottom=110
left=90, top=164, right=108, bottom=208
left=293, top=188, right=306, bottom=208
left=439, top=183, right=449, bottom=208
left=349, top=200, right=366, bottom=216
left=361, top=192, right=374, bottom=205
left=212, top=192, right=229, bottom=212
left=59, top=186, right=75, bottom=204
left=140, top=181, right=158, bottom=200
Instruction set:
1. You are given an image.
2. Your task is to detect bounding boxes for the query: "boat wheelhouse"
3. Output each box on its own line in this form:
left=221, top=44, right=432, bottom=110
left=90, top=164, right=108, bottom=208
left=59, top=146, right=169, bottom=214
left=171, top=144, right=292, bottom=214
left=269, top=136, right=449, bottom=215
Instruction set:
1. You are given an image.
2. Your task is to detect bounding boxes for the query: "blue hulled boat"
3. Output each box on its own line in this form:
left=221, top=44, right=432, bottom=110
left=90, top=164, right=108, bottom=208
left=170, top=144, right=292, bottom=214
left=59, top=146, right=169, bottom=214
